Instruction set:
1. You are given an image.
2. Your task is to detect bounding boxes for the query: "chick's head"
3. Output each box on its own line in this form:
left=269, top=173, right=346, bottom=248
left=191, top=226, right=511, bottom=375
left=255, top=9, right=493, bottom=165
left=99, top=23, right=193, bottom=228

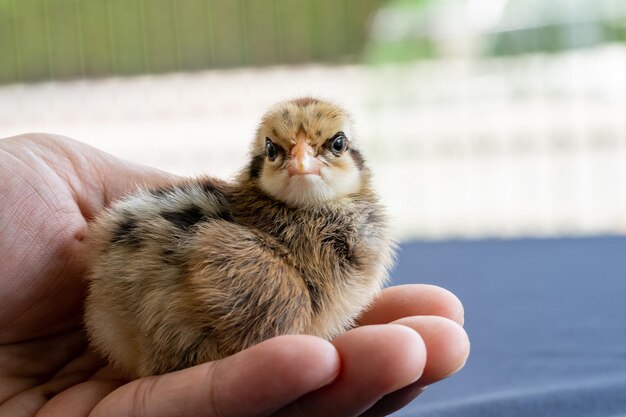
left=248, top=98, right=367, bottom=207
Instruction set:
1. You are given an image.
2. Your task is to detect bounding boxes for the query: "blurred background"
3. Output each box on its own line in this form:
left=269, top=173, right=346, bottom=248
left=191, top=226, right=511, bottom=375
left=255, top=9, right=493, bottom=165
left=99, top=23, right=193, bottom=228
left=1, top=0, right=626, bottom=241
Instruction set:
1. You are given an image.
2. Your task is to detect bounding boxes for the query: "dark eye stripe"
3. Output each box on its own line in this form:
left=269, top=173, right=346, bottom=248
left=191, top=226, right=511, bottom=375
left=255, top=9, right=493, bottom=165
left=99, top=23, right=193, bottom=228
left=249, top=154, right=264, bottom=178
left=349, top=148, right=365, bottom=169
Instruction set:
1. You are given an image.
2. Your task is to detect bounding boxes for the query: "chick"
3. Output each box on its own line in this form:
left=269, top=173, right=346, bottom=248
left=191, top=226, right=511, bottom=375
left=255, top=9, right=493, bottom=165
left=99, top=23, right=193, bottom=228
left=84, top=97, right=396, bottom=377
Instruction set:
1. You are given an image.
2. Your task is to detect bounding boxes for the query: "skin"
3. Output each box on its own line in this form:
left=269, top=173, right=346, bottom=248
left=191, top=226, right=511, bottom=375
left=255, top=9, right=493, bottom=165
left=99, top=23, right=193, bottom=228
left=0, top=133, right=469, bottom=417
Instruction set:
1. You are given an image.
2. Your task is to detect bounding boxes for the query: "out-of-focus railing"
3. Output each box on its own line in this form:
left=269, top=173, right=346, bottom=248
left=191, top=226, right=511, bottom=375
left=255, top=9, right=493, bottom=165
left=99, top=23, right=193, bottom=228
left=0, top=0, right=385, bottom=85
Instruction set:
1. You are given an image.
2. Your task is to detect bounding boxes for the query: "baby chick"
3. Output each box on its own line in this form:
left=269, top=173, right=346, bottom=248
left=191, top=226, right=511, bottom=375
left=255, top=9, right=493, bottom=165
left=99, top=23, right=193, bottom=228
left=84, top=97, right=395, bottom=377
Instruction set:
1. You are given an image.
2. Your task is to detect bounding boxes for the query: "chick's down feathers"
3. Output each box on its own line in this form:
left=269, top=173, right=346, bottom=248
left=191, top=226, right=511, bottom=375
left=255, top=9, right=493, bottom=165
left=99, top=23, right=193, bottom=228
left=84, top=98, right=396, bottom=377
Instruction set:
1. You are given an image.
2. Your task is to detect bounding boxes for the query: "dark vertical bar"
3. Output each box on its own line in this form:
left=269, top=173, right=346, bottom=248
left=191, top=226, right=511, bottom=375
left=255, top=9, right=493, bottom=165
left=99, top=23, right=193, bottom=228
left=106, top=0, right=118, bottom=75
left=75, top=0, right=86, bottom=77
left=138, top=0, right=150, bottom=73
left=238, top=0, right=249, bottom=66
left=42, top=0, right=53, bottom=79
left=307, top=0, right=322, bottom=61
left=205, top=0, right=216, bottom=67
left=11, top=0, right=22, bottom=82
left=272, top=0, right=284, bottom=64
left=0, top=1, right=19, bottom=83
left=172, top=0, right=183, bottom=71
left=343, top=0, right=358, bottom=60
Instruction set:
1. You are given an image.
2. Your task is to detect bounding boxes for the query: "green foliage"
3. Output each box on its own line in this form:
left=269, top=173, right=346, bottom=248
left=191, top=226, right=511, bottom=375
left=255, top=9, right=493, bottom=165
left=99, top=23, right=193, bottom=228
left=0, top=0, right=387, bottom=84
left=364, top=0, right=626, bottom=63
left=367, top=39, right=435, bottom=62
left=491, top=21, right=626, bottom=56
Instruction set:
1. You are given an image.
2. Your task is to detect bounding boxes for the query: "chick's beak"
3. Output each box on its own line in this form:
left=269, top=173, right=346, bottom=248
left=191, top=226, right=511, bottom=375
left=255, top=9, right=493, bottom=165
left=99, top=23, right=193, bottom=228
left=288, top=136, right=322, bottom=176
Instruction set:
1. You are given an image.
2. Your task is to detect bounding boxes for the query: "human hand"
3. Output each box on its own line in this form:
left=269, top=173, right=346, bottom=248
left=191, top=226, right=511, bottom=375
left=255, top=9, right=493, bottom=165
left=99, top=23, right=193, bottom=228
left=0, top=134, right=469, bottom=416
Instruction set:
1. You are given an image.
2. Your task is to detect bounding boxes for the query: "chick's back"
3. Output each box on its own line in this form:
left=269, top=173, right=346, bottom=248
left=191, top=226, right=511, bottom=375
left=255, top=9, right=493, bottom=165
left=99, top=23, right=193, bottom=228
left=85, top=177, right=393, bottom=377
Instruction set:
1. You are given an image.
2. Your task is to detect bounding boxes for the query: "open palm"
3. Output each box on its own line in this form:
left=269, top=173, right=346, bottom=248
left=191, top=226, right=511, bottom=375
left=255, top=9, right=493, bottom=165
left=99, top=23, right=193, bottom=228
left=0, top=134, right=469, bottom=417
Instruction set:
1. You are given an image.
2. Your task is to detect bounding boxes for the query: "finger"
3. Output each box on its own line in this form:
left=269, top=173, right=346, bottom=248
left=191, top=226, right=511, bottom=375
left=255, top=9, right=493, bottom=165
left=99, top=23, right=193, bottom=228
left=274, top=324, right=426, bottom=417
left=36, top=379, right=125, bottom=417
left=0, top=371, right=107, bottom=417
left=358, top=284, right=465, bottom=326
left=393, top=316, right=469, bottom=385
left=359, top=316, right=470, bottom=416
left=90, top=335, right=340, bottom=417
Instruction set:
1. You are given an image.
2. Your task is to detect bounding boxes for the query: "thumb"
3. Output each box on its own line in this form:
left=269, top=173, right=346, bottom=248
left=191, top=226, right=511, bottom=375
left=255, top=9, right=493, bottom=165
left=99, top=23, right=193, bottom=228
left=89, top=335, right=340, bottom=417
left=4, top=133, right=177, bottom=219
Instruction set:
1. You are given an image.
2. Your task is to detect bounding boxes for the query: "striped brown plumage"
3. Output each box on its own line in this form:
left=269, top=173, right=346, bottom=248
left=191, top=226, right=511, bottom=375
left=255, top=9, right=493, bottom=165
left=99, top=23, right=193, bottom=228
left=84, top=98, right=395, bottom=377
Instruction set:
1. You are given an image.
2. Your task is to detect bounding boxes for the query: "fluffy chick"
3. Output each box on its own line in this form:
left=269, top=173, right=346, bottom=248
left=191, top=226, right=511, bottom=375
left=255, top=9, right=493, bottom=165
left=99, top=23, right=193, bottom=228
left=84, top=97, right=396, bottom=377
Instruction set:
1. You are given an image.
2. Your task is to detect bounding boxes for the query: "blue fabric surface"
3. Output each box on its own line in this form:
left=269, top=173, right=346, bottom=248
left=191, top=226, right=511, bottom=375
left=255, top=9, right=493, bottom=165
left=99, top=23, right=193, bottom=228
left=390, top=236, right=626, bottom=416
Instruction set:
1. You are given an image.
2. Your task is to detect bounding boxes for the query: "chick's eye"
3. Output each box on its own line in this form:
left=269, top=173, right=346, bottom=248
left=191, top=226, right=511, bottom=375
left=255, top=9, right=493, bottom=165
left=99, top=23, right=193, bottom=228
left=330, top=133, right=347, bottom=155
left=265, top=139, right=277, bottom=161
